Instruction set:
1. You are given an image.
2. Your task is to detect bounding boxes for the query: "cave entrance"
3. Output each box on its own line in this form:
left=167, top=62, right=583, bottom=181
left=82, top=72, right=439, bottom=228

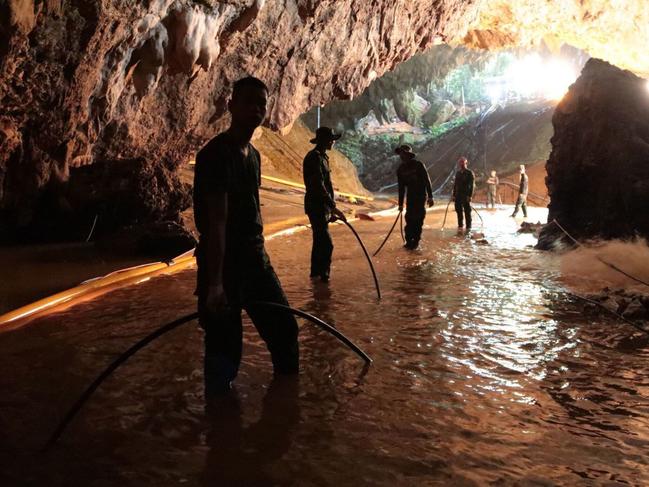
left=300, top=43, right=588, bottom=208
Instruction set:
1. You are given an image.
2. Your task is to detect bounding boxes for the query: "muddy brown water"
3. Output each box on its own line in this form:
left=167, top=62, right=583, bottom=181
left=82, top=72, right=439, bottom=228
left=1, top=208, right=648, bottom=486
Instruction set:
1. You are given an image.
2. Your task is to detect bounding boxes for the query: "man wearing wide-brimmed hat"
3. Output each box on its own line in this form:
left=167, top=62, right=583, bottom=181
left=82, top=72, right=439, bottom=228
left=303, top=127, right=347, bottom=282
left=396, top=144, right=434, bottom=249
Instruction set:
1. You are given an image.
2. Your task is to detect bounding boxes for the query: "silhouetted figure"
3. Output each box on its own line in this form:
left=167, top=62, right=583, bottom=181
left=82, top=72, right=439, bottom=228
left=452, top=157, right=475, bottom=230
left=486, top=170, right=499, bottom=209
left=511, top=164, right=528, bottom=218
left=303, top=127, right=347, bottom=282
left=193, top=76, right=299, bottom=396
left=396, top=145, right=434, bottom=249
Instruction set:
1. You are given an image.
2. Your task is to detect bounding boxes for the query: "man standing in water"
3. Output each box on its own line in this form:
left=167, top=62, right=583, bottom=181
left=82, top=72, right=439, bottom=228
left=303, top=127, right=346, bottom=282
left=396, top=145, right=434, bottom=249
left=511, top=164, right=529, bottom=218
left=452, top=157, right=475, bottom=231
left=511, top=164, right=528, bottom=218
left=486, top=170, right=499, bottom=209
left=193, top=76, right=299, bottom=396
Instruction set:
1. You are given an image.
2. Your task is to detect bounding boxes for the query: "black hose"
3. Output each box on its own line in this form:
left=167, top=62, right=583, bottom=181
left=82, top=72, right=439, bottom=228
left=44, top=312, right=199, bottom=450
left=342, top=220, right=381, bottom=300
left=44, top=302, right=372, bottom=448
left=248, top=302, right=372, bottom=364
left=372, top=210, right=402, bottom=257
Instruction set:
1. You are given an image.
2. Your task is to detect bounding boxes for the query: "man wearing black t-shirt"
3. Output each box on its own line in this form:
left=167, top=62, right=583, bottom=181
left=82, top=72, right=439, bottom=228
left=395, top=145, right=434, bottom=249
left=303, top=127, right=347, bottom=282
left=452, top=157, right=475, bottom=231
left=193, top=77, right=299, bottom=395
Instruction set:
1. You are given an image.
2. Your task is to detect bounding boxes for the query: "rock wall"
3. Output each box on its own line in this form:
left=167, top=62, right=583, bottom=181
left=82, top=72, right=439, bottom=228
left=0, top=0, right=479, bottom=240
left=538, top=59, right=649, bottom=249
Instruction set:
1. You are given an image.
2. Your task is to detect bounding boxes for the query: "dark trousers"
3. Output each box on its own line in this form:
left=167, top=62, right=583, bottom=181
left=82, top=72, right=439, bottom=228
left=487, top=187, right=497, bottom=208
left=455, top=198, right=472, bottom=228
left=199, top=254, right=299, bottom=393
left=404, top=205, right=426, bottom=247
left=512, top=194, right=528, bottom=217
left=307, top=212, right=333, bottom=278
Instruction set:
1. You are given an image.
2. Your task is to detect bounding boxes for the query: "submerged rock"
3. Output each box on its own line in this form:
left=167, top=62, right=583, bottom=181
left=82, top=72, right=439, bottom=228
left=518, top=221, right=543, bottom=237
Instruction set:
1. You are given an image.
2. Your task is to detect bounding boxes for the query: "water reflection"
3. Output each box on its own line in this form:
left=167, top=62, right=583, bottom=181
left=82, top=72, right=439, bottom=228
left=202, top=376, right=300, bottom=485
left=2, top=208, right=649, bottom=484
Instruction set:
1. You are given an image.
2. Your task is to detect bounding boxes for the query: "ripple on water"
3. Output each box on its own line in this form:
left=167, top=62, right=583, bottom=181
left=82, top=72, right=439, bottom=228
left=1, top=209, right=649, bottom=485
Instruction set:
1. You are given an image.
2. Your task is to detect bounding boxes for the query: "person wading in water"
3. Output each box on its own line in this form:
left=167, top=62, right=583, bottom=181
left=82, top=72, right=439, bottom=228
left=396, top=145, right=434, bottom=250
left=193, top=76, right=299, bottom=396
left=452, top=156, right=475, bottom=232
left=486, top=170, right=499, bottom=209
left=511, top=164, right=529, bottom=218
left=302, top=127, right=347, bottom=282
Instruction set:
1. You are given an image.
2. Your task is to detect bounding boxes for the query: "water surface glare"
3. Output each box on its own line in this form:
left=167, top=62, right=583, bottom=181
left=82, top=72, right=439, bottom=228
left=2, top=208, right=649, bottom=486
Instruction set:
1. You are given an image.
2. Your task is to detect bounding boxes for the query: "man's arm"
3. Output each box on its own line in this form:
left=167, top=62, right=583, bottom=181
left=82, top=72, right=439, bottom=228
left=451, top=173, right=457, bottom=200
left=203, top=192, right=228, bottom=312
left=422, top=164, right=433, bottom=199
left=397, top=170, right=406, bottom=210
left=468, top=171, right=475, bottom=199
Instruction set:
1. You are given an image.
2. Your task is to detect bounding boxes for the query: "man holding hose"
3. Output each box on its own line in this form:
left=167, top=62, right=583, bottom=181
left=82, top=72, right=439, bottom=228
left=396, top=145, right=434, bottom=250
left=193, top=76, right=299, bottom=396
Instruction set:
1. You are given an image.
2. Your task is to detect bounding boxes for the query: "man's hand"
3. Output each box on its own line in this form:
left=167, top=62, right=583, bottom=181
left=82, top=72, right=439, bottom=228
left=205, top=283, right=227, bottom=317
left=427, top=198, right=434, bottom=208
left=331, top=207, right=347, bottom=222
left=398, top=205, right=403, bottom=212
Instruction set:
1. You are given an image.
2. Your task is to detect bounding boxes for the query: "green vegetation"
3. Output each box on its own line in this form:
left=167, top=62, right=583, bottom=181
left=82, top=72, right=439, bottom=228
left=336, top=115, right=475, bottom=173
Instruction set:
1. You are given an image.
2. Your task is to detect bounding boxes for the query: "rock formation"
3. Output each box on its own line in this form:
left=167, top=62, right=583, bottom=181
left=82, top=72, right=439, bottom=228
left=1, top=1, right=648, bottom=240
left=538, top=59, right=649, bottom=249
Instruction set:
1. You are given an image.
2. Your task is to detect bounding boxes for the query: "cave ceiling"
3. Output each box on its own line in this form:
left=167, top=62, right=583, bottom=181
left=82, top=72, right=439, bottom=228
left=0, top=0, right=647, bottom=222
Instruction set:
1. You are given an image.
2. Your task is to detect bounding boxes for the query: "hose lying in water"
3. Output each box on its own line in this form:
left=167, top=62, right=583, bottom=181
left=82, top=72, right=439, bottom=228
left=44, top=302, right=372, bottom=449
left=342, top=219, right=381, bottom=300
left=551, top=219, right=649, bottom=290
left=372, top=210, right=402, bottom=257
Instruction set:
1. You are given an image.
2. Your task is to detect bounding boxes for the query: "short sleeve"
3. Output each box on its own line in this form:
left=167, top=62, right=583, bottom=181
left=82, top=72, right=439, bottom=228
left=194, top=140, right=230, bottom=198
left=193, top=139, right=231, bottom=235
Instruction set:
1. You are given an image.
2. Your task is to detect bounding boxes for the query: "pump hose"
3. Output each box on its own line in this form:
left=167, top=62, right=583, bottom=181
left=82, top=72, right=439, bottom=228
left=441, top=199, right=452, bottom=230
left=341, top=219, right=381, bottom=300
left=470, top=204, right=484, bottom=227
left=372, top=210, right=402, bottom=257
left=44, top=302, right=372, bottom=448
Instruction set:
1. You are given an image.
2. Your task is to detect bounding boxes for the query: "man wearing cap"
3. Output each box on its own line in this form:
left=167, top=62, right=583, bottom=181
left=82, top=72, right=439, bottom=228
left=511, top=164, right=528, bottom=218
left=303, top=127, right=347, bottom=282
left=396, top=145, right=434, bottom=249
left=452, top=157, right=475, bottom=231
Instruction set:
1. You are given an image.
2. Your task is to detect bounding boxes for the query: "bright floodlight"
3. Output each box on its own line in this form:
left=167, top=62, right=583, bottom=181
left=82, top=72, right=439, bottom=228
left=505, top=55, right=577, bottom=101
